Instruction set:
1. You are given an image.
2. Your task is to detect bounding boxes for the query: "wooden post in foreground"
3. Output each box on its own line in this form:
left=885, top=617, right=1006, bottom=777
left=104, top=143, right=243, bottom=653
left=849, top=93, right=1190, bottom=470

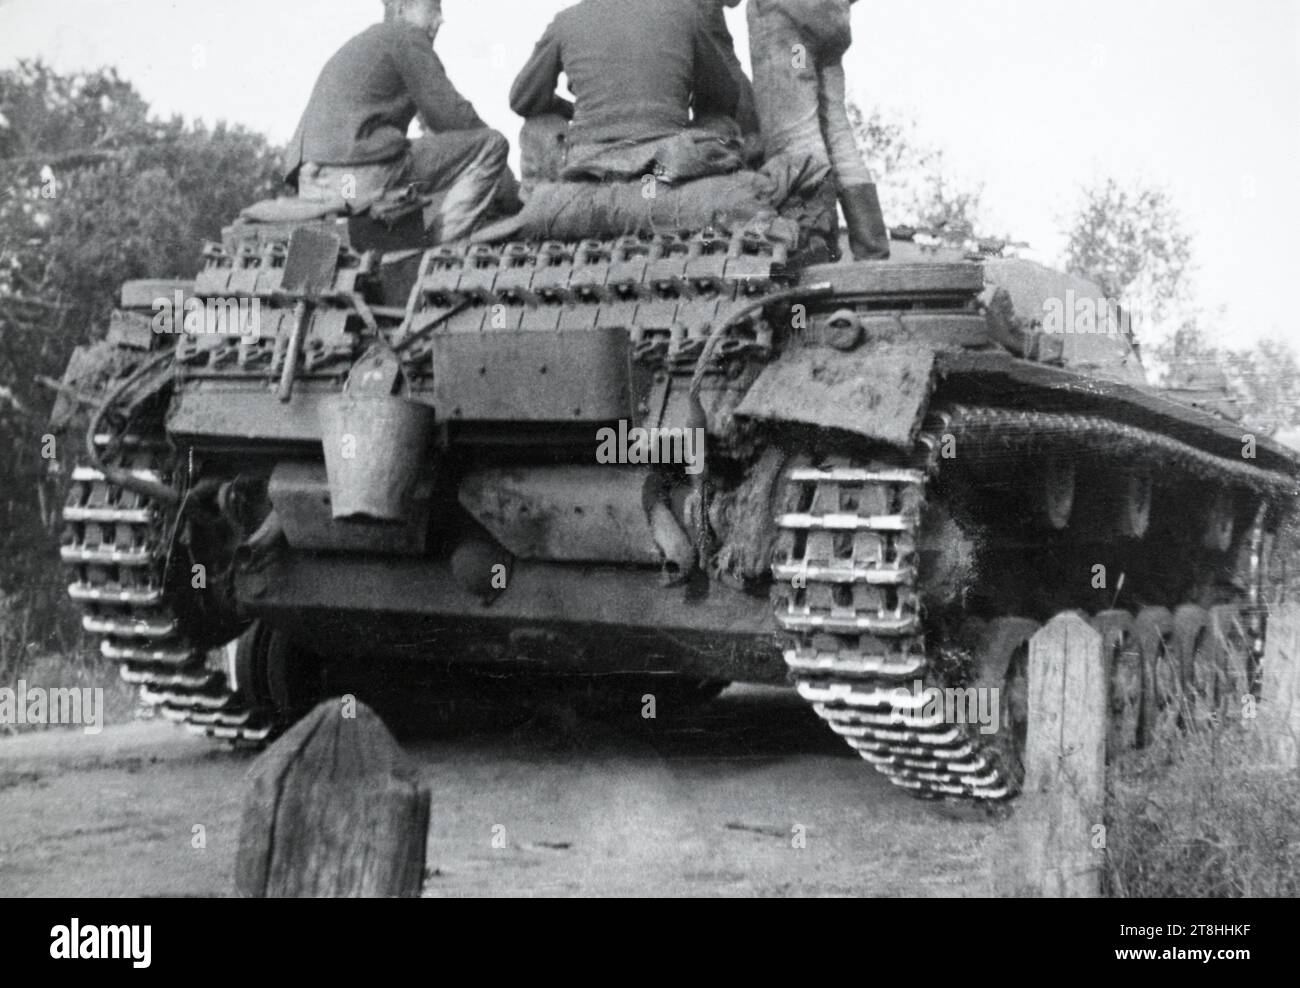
left=991, top=612, right=1107, bottom=897
left=1258, top=602, right=1300, bottom=771
left=236, top=699, right=430, bottom=898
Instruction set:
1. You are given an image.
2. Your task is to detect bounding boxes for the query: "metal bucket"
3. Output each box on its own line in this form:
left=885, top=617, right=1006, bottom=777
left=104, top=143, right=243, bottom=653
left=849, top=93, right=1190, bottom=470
left=319, top=394, right=437, bottom=523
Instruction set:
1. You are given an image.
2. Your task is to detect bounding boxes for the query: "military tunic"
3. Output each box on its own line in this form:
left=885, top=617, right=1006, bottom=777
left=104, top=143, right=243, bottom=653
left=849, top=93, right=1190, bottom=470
left=286, top=20, right=511, bottom=242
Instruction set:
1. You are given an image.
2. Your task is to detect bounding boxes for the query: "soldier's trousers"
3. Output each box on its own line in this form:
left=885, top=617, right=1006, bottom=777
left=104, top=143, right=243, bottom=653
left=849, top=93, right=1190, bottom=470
left=300, top=128, right=513, bottom=243
left=747, top=0, right=874, bottom=188
left=399, top=129, right=513, bottom=242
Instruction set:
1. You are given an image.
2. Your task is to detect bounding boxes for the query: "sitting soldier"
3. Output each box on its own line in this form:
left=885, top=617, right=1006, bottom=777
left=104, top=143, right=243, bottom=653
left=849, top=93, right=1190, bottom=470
left=284, top=0, right=516, bottom=243
left=509, top=0, right=746, bottom=186
left=747, top=0, right=891, bottom=258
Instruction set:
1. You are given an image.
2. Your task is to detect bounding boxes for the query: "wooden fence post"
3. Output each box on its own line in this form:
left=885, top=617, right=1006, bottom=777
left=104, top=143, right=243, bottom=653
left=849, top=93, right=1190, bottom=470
left=1258, top=602, right=1300, bottom=770
left=991, top=612, right=1107, bottom=897
left=235, top=698, right=430, bottom=898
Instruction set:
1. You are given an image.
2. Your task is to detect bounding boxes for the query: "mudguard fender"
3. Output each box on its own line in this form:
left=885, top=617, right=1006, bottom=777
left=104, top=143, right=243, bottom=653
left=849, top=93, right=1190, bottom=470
left=735, top=343, right=937, bottom=449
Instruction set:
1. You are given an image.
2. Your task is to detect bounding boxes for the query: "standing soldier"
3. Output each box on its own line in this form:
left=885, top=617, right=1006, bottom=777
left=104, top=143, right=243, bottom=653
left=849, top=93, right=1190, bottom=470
left=747, top=0, right=891, bottom=259
left=285, top=0, right=514, bottom=242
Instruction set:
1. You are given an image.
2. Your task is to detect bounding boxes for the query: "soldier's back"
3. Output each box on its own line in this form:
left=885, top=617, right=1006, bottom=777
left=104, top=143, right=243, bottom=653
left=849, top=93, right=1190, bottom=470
left=553, top=0, right=704, bottom=145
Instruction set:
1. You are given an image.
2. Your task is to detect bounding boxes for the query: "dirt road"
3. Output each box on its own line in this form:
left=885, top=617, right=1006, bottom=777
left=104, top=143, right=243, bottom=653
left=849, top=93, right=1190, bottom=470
left=0, top=686, right=1000, bottom=897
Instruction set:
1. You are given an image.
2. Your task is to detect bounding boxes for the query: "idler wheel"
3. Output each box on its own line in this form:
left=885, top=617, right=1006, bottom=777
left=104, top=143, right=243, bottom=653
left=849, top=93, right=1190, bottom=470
left=1091, top=609, right=1141, bottom=757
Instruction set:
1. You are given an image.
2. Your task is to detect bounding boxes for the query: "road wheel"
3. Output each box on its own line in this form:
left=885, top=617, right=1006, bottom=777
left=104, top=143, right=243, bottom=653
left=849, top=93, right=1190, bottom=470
left=974, top=617, right=1040, bottom=791
left=1135, top=607, right=1176, bottom=746
left=1210, top=604, right=1252, bottom=722
left=1092, top=609, right=1141, bottom=758
left=1173, top=604, right=1219, bottom=730
left=227, top=621, right=325, bottom=724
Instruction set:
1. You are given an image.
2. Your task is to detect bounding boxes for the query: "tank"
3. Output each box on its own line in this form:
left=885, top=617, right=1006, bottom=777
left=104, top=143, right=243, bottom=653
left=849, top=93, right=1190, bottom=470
left=47, top=184, right=1300, bottom=801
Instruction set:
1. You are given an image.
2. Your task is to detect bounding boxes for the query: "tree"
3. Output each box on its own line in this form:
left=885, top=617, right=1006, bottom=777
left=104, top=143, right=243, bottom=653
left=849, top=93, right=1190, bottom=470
left=0, top=61, right=284, bottom=669
left=849, top=104, right=988, bottom=241
left=1062, top=177, right=1194, bottom=344
left=1063, top=176, right=1300, bottom=433
left=1152, top=326, right=1300, bottom=435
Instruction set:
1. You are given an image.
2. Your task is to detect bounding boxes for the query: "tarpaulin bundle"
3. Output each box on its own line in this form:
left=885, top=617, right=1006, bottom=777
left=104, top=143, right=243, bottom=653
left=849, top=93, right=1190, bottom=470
left=471, top=153, right=835, bottom=246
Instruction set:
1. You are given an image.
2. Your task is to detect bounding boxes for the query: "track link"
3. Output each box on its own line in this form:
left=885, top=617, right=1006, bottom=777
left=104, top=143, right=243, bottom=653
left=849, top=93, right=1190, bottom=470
left=770, top=441, right=1016, bottom=800
left=61, top=441, right=273, bottom=742
left=771, top=406, right=1291, bottom=800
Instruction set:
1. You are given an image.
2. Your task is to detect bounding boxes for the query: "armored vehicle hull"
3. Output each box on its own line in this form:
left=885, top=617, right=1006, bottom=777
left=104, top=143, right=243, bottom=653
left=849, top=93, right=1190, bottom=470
left=54, top=215, right=1299, bottom=800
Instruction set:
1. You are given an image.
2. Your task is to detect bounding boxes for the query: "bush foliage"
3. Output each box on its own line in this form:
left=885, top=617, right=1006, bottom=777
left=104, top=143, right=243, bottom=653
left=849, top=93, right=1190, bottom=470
left=0, top=61, right=283, bottom=674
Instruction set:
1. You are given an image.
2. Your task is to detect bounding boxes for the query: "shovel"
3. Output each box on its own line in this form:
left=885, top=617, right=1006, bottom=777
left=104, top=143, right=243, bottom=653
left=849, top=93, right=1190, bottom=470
left=277, top=226, right=343, bottom=403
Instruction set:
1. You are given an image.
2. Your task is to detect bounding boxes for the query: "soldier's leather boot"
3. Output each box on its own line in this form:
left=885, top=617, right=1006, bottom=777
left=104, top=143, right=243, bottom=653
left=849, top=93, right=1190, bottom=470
left=840, top=183, right=891, bottom=260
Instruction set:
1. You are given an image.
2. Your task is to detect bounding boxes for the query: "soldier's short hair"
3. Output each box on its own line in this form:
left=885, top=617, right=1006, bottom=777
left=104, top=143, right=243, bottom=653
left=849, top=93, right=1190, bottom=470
left=382, top=0, right=439, bottom=19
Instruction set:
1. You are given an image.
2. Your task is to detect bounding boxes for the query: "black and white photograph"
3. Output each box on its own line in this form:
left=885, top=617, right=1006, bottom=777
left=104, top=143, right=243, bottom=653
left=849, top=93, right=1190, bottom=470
left=0, top=0, right=1298, bottom=930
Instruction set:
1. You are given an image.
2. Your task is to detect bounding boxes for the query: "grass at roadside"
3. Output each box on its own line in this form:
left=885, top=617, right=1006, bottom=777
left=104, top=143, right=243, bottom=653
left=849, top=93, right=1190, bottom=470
left=1106, top=722, right=1300, bottom=897
left=0, top=650, right=139, bottom=739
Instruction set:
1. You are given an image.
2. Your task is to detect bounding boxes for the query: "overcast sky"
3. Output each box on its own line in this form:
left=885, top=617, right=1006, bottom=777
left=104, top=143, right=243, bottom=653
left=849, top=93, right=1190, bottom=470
left=1, top=0, right=1296, bottom=350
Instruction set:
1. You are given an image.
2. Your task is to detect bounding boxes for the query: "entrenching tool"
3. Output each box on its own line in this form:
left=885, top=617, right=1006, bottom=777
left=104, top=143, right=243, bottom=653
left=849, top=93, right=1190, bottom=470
left=276, top=227, right=343, bottom=403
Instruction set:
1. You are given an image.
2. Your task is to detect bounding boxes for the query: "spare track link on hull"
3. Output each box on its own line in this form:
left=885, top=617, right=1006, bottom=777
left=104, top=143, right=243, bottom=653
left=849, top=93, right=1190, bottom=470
left=61, top=440, right=272, bottom=743
left=770, top=434, right=1017, bottom=801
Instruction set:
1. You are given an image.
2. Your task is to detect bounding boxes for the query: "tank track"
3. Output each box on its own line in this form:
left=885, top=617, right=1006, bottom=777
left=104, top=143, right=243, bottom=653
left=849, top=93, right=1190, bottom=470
left=944, top=405, right=1296, bottom=499
left=60, top=437, right=271, bottom=742
left=61, top=394, right=1286, bottom=774
left=943, top=403, right=1285, bottom=663
left=772, top=405, right=1291, bottom=800
left=770, top=428, right=1016, bottom=800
